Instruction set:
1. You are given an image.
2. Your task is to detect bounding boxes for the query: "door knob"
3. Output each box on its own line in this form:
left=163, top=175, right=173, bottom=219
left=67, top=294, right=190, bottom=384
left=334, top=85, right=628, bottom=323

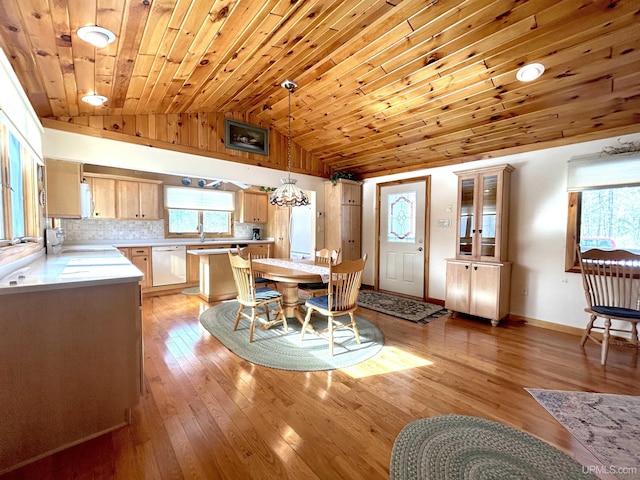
left=417, top=247, right=423, bottom=251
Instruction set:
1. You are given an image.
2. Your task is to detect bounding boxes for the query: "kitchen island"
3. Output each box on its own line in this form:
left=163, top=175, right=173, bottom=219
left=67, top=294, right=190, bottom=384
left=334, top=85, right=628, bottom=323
left=187, top=247, right=237, bottom=302
left=0, top=249, right=143, bottom=474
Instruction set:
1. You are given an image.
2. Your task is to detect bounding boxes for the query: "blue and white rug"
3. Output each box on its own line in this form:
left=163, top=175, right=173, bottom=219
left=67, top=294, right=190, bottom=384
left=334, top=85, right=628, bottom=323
left=527, top=389, right=640, bottom=479
left=357, top=290, right=448, bottom=324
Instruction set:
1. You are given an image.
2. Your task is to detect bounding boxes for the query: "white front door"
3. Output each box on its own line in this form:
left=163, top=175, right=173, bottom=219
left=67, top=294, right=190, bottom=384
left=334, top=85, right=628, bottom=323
left=379, top=180, right=427, bottom=298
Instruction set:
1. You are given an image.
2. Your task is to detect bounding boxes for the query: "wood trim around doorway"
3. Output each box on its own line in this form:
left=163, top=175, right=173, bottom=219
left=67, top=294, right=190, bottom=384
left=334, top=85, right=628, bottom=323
left=374, top=176, right=431, bottom=301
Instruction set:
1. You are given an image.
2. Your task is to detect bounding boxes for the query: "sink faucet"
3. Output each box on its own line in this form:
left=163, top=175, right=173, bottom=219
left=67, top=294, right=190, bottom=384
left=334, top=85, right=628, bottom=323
left=200, top=231, right=206, bottom=243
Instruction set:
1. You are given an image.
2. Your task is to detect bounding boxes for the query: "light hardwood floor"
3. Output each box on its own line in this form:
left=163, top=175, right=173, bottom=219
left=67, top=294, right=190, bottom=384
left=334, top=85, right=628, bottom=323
left=3, top=293, right=638, bottom=479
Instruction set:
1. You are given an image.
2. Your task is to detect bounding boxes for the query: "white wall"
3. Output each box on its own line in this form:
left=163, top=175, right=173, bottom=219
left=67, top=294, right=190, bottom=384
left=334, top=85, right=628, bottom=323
left=45, top=127, right=640, bottom=329
left=44, top=128, right=327, bottom=242
left=362, top=131, right=640, bottom=329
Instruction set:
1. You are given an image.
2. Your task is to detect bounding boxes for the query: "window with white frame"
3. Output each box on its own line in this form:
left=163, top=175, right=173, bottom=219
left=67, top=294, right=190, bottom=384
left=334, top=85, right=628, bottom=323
left=164, top=185, right=234, bottom=237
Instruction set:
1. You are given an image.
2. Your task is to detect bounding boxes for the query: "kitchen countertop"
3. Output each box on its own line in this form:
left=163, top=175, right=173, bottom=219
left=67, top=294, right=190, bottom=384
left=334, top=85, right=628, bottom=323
left=0, top=248, right=143, bottom=295
left=187, top=248, right=236, bottom=255
left=64, top=238, right=275, bottom=248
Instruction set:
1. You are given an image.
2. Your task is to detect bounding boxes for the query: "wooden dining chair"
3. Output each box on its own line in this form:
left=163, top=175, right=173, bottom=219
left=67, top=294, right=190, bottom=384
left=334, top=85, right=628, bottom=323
left=228, top=251, right=287, bottom=342
left=300, top=253, right=367, bottom=356
left=298, top=248, right=341, bottom=298
left=237, top=244, right=279, bottom=291
left=577, top=247, right=640, bottom=365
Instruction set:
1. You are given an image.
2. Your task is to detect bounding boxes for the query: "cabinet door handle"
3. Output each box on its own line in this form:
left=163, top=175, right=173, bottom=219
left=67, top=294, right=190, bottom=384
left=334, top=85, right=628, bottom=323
left=465, top=265, right=469, bottom=269
left=474, top=266, right=478, bottom=270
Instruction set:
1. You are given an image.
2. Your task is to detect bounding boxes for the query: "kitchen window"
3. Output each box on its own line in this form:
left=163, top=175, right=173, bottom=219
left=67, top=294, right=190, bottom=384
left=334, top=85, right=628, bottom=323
left=0, top=116, right=40, bottom=255
left=565, top=153, right=640, bottom=271
left=164, top=186, right=234, bottom=238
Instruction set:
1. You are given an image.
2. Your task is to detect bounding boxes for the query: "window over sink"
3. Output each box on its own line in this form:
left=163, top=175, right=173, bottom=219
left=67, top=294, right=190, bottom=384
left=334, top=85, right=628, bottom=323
left=164, top=185, right=234, bottom=238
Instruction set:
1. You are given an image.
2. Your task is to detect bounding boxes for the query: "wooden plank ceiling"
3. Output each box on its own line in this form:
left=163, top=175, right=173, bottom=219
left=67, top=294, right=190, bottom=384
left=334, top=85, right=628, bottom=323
left=0, top=0, right=639, bottom=179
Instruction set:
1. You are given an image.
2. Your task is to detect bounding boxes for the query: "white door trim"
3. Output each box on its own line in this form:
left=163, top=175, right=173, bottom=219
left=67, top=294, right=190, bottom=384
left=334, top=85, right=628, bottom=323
left=375, top=176, right=431, bottom=300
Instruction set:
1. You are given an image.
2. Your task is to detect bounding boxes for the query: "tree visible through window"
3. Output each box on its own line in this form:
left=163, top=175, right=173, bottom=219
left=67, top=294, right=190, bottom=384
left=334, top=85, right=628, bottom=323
left=166, top=209, right=232, bottom=236
left=579, top=186, right=640, bottom=254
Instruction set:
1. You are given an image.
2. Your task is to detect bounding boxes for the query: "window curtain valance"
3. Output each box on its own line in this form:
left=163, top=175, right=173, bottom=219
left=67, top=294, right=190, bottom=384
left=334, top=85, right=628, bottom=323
left=164, top=185, right=234, bottom=211
left=566, top=153, right=640, bottom=191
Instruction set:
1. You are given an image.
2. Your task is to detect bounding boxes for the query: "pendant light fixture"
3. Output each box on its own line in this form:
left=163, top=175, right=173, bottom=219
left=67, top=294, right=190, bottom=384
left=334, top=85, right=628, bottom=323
left=269, top=80, right=310, bottom=207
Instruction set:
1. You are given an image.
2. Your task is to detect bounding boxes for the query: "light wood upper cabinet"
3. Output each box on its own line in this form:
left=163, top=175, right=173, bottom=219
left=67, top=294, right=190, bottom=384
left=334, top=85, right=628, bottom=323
left=84, top=173, right=161, bottom=220
left=454, top=164, right=513, bottom=262
left=325, top=179, right=362, bottom=261
left=340, top=181, right=362, bottom=206
left=85, top=175, right=116, bottom=219
left=44, top=159, right=81, bottom=218
left=236, top=190, right=268, bottom=223
left=116, top=180, right=161, bottom=220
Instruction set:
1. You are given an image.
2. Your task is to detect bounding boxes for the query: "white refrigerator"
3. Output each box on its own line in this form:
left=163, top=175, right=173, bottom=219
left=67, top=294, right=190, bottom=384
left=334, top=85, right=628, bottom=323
left=289, top=204, right=314, bottom=259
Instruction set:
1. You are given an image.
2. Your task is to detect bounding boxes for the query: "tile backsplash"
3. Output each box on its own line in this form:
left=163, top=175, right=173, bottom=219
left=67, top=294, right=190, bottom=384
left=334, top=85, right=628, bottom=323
left=61, top=219, right=261, bottom=242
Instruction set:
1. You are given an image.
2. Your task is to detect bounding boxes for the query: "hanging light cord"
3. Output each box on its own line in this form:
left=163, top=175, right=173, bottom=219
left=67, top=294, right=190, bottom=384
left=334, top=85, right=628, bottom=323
left=286, top=83, right=293, bottom=180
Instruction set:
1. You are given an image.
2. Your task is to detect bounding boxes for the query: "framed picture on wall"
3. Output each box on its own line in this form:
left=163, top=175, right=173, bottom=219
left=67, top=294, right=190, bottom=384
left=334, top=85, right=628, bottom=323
left=224, top=119, right=269, bottom=156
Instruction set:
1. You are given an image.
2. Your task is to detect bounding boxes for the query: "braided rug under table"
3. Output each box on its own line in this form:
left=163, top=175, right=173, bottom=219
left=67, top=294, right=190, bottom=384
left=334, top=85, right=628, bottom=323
left=390, top=415, right=597, bottom=480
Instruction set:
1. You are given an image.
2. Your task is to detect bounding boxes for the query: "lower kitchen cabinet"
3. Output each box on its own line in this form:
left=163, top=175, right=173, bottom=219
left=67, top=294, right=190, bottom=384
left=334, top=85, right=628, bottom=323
left=445, top=259, right=511, bottom=325
left=119, top=247, right=152, bottom=289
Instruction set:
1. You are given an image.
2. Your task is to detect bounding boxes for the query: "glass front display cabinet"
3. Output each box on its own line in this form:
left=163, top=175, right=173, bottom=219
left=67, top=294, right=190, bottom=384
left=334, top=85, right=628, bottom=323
left=446, top=164, right=514, bottom=325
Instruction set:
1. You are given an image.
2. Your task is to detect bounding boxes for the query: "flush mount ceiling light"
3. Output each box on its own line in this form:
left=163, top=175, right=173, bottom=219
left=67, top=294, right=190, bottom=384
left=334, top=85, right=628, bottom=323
left=269, top=80, right=310, bottom=207
left=81, top=94, right=108, bottom=106
left=516, top=63, right=545, bottom=82
left=77, top=26, right=116, bottom=48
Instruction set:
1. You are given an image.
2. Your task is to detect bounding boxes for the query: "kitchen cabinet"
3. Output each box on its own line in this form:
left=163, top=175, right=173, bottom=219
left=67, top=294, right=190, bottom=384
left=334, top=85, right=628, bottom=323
left=83, top=174, right=161, bottom=220
left=84, top=174, right=117, bottom=219
left=445, top=259, right=511, bottom=325
left=188, top=249, right=237, bottom=302
left=119, top=247, right=152, bottom=289
left=446, top=164, right=514, bottom=325
left=324, top=179, right=362, bottom=261
left=131, top=247, right=152, bottom=289
left=236, top=190, right=268, bottom=223
left=0, top=281, right=141, bottom=473
left=187, top=244, right=229, bottom=282
left=117, top=180, right=161, bottom=220
left=44, top=158, right=81, bottom=218
left=267, top=204, right=291, bottom=259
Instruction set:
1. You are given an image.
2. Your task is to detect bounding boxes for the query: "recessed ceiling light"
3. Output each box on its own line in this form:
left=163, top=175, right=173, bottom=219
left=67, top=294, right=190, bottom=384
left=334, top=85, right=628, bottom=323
left=81, top=94, right=108, bottom=106
left=516, top=63, right=545, bottom=82
left=77, top=26, right=116, bottom=48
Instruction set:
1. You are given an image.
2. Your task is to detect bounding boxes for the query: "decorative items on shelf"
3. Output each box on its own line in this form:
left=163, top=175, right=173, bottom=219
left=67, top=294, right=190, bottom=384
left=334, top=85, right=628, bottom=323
left=329, top=170, right=355, bottom=185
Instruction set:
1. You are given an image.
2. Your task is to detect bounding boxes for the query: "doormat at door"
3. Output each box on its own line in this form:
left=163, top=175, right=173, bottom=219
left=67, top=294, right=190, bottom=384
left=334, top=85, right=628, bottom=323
left=357, top=290, right=448, bottom=324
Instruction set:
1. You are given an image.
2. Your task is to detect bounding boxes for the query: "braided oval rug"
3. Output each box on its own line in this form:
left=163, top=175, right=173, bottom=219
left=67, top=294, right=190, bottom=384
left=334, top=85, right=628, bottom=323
left=390, top=415, right=597, bottom=480
left=199, top=301, right=384, bottom=371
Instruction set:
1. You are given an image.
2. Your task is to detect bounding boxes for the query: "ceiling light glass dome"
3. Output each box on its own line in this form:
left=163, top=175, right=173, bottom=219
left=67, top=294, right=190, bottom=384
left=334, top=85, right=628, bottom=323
left=81, top=94, right=108, bottom=106
left=77, top=26, right=116, bottom=48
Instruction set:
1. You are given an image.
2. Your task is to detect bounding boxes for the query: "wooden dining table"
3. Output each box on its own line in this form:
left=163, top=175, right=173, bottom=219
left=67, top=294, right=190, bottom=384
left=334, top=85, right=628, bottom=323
left=251, top=258, right=329, bottom=325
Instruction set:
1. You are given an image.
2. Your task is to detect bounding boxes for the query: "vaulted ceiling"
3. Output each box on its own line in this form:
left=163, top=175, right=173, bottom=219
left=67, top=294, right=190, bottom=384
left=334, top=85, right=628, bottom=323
left=0, top=0, right=639, bottom=178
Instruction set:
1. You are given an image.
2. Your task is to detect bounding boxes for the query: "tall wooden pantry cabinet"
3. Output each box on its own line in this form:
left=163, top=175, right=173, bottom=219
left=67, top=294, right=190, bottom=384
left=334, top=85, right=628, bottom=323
left=324, top=179, right=362, bottom=261
left=445, top=164, right=514, bottom=326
